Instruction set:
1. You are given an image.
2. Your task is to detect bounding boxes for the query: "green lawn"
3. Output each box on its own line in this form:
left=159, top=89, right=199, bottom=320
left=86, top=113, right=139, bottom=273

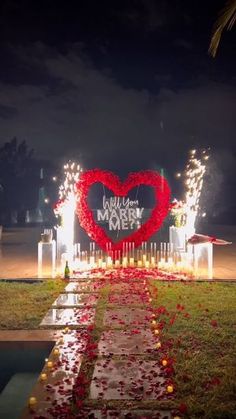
left=0, top=279, right=235, bottom=418
left=150, top=281, right=236, bottom=418
left=0, top=280, right=65, bottom=329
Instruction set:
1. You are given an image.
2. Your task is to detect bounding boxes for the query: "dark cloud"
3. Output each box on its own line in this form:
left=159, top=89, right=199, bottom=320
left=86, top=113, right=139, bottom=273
left=0, top=0, right=234, bottom=220
left=114, top=0, right=170, bottom=33
left=0, top=104, right=18, bottom=119
left=0, top=44, right=235, bottom=174
left=173, top=38, right=193, bottom=50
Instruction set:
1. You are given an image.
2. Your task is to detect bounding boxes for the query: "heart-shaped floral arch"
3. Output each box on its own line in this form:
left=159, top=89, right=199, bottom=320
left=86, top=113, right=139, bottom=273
left=76, top=169, right=171, bottom=252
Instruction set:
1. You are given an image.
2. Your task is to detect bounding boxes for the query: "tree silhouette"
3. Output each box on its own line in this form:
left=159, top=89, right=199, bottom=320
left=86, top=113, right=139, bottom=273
left=0, top=138, right=39, bottom=224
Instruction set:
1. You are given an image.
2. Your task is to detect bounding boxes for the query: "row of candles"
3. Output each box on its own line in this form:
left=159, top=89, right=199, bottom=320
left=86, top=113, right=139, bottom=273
left=68, top=241, right=194, bottom=272
left=28, top=334, right=66, bottom=407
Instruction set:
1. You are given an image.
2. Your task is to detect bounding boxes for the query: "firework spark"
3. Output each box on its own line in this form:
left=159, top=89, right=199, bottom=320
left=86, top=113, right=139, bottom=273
left=54, top=161, right=82, bottom=261
left=173, top=149, right=209, bottom=238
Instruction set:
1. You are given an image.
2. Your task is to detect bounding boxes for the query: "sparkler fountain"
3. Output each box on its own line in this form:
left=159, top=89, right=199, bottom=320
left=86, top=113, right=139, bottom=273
left=184, top=149, right=209, bottom=239
left=54, top=162, right=83, bottom=267
left=170, top=149, right=209, bottom=247
left=170, top=149, right=213, bottom=278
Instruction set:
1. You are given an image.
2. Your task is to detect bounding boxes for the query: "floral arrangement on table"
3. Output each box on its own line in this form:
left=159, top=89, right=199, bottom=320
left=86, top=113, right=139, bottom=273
left=170, top=199, right=186, bottom=228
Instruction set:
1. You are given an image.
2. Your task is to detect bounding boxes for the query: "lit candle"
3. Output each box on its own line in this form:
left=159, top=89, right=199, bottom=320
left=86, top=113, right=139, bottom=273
left=115, top=260, right=120, bottom=268
left=158, top=258, right=165, bottom=269
left=28, top=397, right=37, bottom=407
left=90, top=256, right=95, bottom=266
left=145, top=261, right=150, bottom=269
left=137, top=260, right=142, bottom=268
left=122, top=257, right=127, bottom=268
left=155, top=342, right=161, bottom=349
left=40, top=373, right=47, bottom=381
left=154, top=329, right=159, bottom=335
left=162, top=359, right=168, bottom=367
left=53, top=348, right=60, bottom=356
left=98, top=258, right=102, bottom=268
left=167, top=384, right=174, bottom=393
left=107, top=256, right=112, bottom=268
left=151, top=256, right=155, bottom=267
left=129, top=257, right=134, bottom=267
left=47, top=361, right=53, bottom=368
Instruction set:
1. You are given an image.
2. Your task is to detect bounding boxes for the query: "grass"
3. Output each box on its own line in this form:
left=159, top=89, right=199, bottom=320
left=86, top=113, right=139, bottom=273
left=149, top=281, right=236, bottom=418
left=0, top=280, right=65, bottom=329
left=0, top=278, right=235, bottom=418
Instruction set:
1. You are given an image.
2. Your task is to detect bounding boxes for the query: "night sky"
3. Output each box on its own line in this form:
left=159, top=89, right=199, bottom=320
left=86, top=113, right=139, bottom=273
left=0, top=0, right=236, bottom=216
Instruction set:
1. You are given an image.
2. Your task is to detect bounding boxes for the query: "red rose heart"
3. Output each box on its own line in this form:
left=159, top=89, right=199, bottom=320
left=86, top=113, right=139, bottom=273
left=76, top=169, right=171, bottom=252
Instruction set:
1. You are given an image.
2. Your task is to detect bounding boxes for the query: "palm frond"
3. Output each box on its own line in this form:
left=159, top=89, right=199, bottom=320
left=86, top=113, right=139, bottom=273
left=209, top=0, right=236, bottom=57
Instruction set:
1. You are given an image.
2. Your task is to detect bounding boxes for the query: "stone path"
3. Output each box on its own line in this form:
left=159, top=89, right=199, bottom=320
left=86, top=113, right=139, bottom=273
left=21, top=277, right=175, bottom=418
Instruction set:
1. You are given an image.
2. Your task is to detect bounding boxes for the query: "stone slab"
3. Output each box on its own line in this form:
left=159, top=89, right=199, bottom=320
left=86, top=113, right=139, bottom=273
left=90, top=358, right=166, bottom=400
left=108, top=293, right=149, bottom=305
left=98, top=329, right=157, bottom=355
left=40, top=307, right=95, bottom=327
left=20, top=369, right=77, bottom=418
left=21, top=330, right=88, bottom=418
left=56, top=328, right=89, bottom=355
left=52, top=292, right=98, bottom=307
left=108, top=282, right=146, bottom=294
left=103, top=308, right=151, bottom=327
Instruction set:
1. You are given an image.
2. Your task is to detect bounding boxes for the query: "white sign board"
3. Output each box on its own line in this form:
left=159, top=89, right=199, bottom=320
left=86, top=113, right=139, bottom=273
left=97, top=196, right=144, bottom=231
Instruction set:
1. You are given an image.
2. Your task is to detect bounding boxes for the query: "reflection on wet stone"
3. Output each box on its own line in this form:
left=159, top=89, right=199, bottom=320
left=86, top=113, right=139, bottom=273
left=98, top=329, right=157, bottom=355
left=65, top=281, right=102, bottom=293
left=103, top=308, right=151, bottom=327
left=52, top=292, right=98, bottom=307
left=40, top=307, right=95, bottom=326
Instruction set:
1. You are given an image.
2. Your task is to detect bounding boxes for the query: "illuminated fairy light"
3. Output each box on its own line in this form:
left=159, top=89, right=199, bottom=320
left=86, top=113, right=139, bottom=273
left=54, top=161, right=82, bottom=262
